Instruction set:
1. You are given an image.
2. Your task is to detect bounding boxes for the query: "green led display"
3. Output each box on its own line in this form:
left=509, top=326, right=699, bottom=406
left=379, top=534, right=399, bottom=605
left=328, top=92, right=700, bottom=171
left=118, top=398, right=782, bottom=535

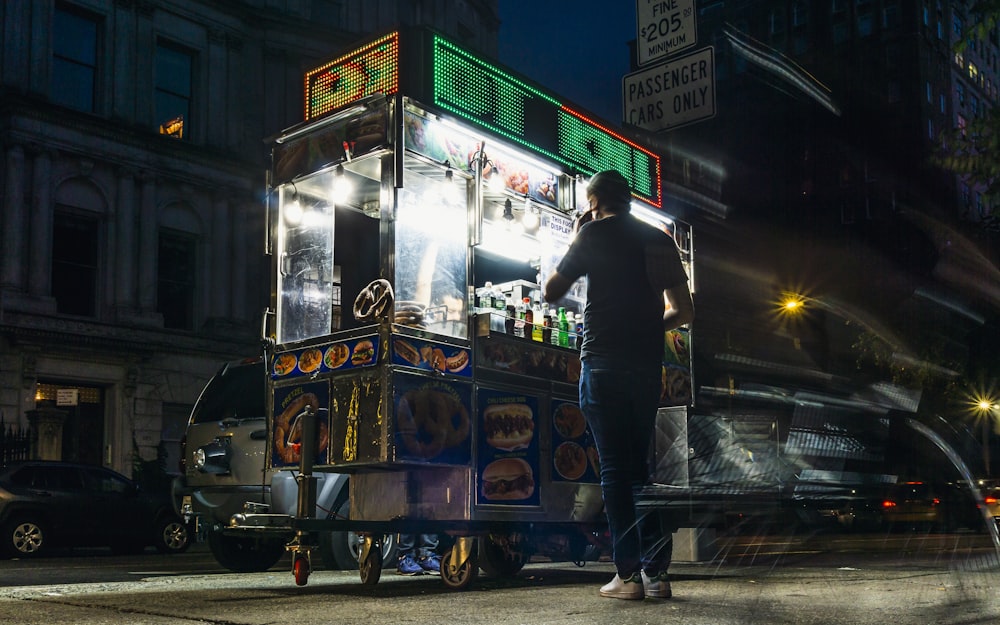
left=431, top=35, right=661, bottom=207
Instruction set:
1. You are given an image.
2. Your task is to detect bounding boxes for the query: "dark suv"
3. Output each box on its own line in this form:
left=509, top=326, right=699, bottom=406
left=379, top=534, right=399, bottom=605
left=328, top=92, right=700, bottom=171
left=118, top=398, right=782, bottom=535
left=0, top=460, right=190, bottom=557
left=176, top=358, right=393, bottom=573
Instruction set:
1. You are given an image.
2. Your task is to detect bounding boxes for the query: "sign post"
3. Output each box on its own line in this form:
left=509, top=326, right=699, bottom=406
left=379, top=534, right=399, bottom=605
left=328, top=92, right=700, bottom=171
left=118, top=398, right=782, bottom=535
left=636, top=0, right=697, bottom=66
left=623, top=46, right=716, bottom=133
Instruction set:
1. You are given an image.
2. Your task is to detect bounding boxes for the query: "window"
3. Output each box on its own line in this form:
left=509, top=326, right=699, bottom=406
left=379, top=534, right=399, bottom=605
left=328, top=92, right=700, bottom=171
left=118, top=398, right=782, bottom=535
left=858, top=12, right=874, bottom=37
left=926, top=81, right=932, bottom=103
left=831, top=0, right=846, bottom=14
left=52, top=209, right=99, bottom=316
left=940, top=93, right=946, bottom=113
left=157, top=230, right=197, bottom=330
left=883, top=2, right=899, bottom=29
left=769, top=10, right=786, bottom=35
left=793, top=2, right=809, bottom=27
left=832, top=21, right=849, bottom=44
left=155, top=41, right=194, bottom=139
left=51, top=4, right=99, bottom=112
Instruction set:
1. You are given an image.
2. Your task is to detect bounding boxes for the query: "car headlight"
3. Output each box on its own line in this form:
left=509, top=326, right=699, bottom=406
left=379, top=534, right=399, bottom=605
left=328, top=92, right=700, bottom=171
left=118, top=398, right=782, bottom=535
left=195, top=438, right=232, bottom=474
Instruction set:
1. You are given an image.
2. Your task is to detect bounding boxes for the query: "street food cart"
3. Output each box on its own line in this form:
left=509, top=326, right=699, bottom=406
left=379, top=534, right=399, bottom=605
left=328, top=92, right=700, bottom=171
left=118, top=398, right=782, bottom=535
left=234, top=28, right=694, bottom=588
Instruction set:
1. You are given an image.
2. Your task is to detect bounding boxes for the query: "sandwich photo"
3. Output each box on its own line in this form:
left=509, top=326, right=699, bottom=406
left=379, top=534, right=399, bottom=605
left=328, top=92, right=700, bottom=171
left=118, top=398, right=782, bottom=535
left=481, top=457, right=535, bottom=501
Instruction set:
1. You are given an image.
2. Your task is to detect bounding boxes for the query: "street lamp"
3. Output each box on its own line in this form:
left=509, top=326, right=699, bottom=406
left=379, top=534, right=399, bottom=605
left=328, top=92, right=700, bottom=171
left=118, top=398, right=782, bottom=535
left=972, top=394, right=999, bottom=477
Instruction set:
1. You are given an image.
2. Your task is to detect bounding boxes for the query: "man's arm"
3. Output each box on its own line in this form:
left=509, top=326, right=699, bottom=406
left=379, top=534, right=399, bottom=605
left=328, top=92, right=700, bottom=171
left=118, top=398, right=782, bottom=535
left=663, top=282, right=694, bottom=331
left=543, top=270, right=574, bottom=304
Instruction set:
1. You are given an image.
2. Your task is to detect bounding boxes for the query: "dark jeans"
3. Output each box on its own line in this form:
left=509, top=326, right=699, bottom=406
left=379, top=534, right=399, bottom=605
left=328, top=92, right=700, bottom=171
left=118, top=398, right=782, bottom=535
left=397, top=533, right=439, bottom=559
left=580, top=356, right=673, bottom=577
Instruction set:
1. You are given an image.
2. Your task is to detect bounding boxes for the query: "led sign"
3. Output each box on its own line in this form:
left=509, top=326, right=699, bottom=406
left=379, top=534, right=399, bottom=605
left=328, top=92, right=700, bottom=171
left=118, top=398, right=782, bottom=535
left=431, top=35, right=661, bottom=207
left=303, top=30, right=661, bottom=207
left=304, top=32, right=399, bottom=120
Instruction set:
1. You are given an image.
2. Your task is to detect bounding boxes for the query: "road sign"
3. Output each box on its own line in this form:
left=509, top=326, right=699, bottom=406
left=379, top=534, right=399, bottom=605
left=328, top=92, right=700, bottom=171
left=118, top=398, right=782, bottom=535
left=623, top=46, right=715, bottom=133
left=636, top=0, right=697, bottom=66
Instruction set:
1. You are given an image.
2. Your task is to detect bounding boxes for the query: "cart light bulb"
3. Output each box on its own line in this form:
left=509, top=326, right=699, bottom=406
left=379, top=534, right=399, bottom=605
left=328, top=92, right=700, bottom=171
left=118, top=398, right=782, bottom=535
left=488, top=172, right=505, bottom=193
left=284, top=198, right=303, bottom=224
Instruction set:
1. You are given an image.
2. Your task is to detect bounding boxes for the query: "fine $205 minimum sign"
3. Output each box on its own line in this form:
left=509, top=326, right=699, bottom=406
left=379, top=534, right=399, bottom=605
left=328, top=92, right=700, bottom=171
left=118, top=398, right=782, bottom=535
left=637, top=0, right=697, bottom=66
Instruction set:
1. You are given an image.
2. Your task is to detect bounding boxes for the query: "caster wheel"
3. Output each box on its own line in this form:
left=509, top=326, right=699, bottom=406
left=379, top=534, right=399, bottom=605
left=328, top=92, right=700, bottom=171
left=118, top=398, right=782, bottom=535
left=359, top=537, right=383, bottom=585
left=293, top=556, right=310, bottom=586
left=440, top=543, right=478, bottom=590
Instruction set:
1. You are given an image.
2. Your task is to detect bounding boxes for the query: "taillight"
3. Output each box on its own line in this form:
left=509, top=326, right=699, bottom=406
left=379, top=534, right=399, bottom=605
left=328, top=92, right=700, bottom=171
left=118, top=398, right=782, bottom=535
left=931, top=498, right=940, bottom=506
left=882, top=500, right=896, bottom=509
left=986, top=496, right=998, bottom=505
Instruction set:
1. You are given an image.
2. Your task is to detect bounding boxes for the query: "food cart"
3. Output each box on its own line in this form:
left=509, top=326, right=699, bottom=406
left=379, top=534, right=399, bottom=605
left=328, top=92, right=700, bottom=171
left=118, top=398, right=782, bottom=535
left=235, top=28, right=694, bottom=589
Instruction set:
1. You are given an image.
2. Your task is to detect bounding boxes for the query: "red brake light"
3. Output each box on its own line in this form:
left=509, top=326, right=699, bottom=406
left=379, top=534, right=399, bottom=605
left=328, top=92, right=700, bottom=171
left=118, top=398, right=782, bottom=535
left=932, top=498, right=940, bottom=506
left=986, top=496, right=998, bottom=505
left=882, top=500, right=896, bottom=509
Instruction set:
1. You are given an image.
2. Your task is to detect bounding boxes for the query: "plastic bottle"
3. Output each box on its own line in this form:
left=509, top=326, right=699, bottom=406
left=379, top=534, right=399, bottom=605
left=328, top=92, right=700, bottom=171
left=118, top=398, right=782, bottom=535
left=542, top=313, right=553, bottom=344
left=481, top=281, right=494, bottom=310
left=557, top=307, right=570, bottom=347
left=575, top=316, right=584, bottom=349
left=493, top=285, right=507, bottom=312
left=530, top=299, right=544, bottom=342
left=518, top=297, right=532, bottom=338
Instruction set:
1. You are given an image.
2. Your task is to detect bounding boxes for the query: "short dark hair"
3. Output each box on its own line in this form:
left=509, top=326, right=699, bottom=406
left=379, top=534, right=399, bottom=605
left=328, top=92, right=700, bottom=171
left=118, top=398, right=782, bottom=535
left=586, top=170, right=631, bottom=212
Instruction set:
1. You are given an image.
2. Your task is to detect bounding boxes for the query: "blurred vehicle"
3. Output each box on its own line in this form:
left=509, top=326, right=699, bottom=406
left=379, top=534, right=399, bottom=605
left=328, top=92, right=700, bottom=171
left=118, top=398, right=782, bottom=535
left=980, top=484, right=1000, bottom=529
left=175, top=357, right=394, bottom=573
left=881, top=481, right=981, bottom=532
left=0, top=460, right=191, bottom=557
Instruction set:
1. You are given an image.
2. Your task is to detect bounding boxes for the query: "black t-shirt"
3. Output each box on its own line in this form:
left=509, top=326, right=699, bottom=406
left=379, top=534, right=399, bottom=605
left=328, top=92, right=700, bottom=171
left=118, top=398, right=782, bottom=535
left=555, top=213, right=687, bottom=366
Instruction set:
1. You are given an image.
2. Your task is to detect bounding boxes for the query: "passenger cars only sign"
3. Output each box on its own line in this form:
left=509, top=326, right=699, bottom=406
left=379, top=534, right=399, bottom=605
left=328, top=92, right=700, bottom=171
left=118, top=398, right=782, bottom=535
left=623, top=46, right=715, bottom=133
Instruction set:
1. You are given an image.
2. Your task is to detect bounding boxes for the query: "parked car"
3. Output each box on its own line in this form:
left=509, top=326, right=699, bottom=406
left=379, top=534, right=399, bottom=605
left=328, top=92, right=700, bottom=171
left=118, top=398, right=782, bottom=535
left=175, top=358, right=394, bottom=573
left=980, top=484, right=1000, bottom=530
left=0, top=460, right=191, bottom=557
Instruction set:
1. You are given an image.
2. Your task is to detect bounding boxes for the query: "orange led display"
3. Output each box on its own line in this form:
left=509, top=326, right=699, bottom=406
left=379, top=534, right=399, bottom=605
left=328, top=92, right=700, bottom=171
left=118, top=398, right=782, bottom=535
left=303, top=32, right=399, bottom=120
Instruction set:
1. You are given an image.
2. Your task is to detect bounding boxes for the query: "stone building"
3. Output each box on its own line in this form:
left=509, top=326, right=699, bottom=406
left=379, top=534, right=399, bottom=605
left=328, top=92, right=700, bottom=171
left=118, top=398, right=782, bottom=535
left=0, top=0, right=499, bottom=475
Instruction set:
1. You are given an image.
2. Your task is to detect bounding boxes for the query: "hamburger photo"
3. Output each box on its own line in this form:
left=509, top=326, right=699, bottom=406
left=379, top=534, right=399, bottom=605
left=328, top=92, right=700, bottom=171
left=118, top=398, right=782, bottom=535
left=481, top=457, right=535, bottom=501
left=351, top=339, right=375, bottom=366
left=483, top=404, right=535, bottom=451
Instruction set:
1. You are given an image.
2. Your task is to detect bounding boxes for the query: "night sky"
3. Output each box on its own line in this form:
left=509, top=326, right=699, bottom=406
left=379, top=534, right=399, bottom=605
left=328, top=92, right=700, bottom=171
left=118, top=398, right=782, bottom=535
left=497, top=0, right=637, bottom=125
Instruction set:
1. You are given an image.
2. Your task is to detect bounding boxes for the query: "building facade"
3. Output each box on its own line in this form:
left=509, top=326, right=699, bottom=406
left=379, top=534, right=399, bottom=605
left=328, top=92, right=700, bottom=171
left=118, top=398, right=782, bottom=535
left=0, top=0, right=499, bottom=475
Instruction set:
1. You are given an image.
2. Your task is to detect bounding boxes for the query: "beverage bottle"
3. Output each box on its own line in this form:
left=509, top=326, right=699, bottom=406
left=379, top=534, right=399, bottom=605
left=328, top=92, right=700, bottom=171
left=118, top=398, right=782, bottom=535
left=494, top=285, right=507, bottom=312
left=481, top=281, right=494, bottom=310
left=542, top=313, right=552, bottom=344
left=505, top=304, right=516, bottom=334
left=530, top=299, right=544, bottom=342
left=575, top=316, right=584, bottom=349
left=518, top=297, right=532, bottom=338
left=557, top=307, right=570, bottom=347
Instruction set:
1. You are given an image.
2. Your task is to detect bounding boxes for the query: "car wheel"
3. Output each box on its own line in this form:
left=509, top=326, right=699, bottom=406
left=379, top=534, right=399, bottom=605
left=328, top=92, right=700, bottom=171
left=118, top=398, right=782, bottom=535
left=154, top=517, right=192, bottom=554
left=207, top=529, right=285, bottom=572
left=318, top=498, right=396, bottom=570
left=3, top=516, right=48, bottom=558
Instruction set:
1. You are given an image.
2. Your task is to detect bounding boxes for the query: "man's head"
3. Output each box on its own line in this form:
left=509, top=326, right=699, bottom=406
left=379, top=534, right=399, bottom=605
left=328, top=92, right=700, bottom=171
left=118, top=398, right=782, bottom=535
left=586, top=170, right=631, bottom=214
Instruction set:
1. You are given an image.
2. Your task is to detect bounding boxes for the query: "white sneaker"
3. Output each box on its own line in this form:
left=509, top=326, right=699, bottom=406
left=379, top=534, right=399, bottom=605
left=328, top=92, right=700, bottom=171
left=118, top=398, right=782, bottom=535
left=599, top=573, right=644, bottom=600
left=641, top=570, right=672, bottom=599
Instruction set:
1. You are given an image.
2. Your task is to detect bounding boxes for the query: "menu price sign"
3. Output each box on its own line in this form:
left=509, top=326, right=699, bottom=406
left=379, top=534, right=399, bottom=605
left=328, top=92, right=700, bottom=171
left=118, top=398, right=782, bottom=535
left=637, top=0, right=697, bottom=66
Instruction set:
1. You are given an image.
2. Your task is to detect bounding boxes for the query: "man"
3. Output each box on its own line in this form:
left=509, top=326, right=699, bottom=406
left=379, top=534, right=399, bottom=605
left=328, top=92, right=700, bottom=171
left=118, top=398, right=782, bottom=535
left=396, top=533, right=441, bottom=575
left=543, top=169, right=694, bottom=600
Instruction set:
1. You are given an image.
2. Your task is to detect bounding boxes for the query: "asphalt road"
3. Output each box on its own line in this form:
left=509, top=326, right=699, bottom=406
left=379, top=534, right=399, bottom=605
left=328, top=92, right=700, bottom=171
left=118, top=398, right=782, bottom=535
left=1, top=534, right=999, bottom=625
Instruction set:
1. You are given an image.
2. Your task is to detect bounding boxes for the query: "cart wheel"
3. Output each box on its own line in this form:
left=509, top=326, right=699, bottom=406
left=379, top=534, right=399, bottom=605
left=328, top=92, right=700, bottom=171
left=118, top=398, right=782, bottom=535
left=440, top=540, right=479, bottom=591
left=293, top=555, right=310, bottom=586
left=478, top=533, right=528, bottom=577
left=359, top=537, right=383, bottom=586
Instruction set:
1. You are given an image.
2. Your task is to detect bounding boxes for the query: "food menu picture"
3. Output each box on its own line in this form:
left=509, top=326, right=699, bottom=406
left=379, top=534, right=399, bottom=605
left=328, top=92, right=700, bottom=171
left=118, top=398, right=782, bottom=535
left=392, top=375, right=472, bottom=465
left=271, top=337, right=379, bottom=379
left=272, top=381, right=330, bottom=468
left=551, top=400, right=600, bottom=484
left=476, top=389, right=540, bottom=506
